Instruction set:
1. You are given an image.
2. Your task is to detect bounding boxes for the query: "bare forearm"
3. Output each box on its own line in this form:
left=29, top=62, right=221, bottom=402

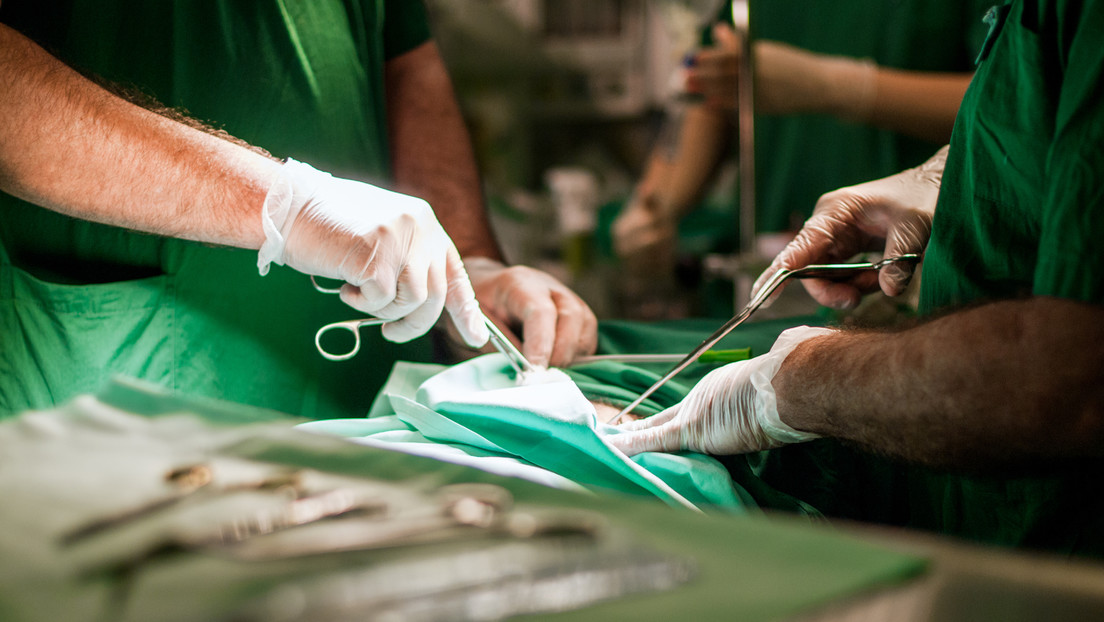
left=649, top=105, right=730, bottom=217
left=864, top=70, right=972, bottom=143
left=752, top=41, right=970, bottom=144
left=0, top=23, right=279, bottom=248
left=776, top=297, right=1104, bottom=469
left=385, top=42, right=502, bottom=261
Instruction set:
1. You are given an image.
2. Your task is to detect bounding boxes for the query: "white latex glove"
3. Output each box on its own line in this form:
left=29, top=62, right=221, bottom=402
left=464, top=257, right=598, bottom=368
left=608, top=326, right=834, bottom=456
left=753, top=146, right=948, bottom=309
left=687, top=24, right=877, bottom=120
left=257, top=158, right=488, bottom=347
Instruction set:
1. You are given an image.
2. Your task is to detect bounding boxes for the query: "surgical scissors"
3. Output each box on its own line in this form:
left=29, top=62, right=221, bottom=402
left=315, top=317, right=389, bottom=362
left=312, top=276, right=388, bottom=362
left=311, top=276, right=537, bottom=376
left=607, top=254, right=922, bottom=424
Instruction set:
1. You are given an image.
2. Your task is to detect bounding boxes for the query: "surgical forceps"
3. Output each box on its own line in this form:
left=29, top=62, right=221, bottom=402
left=608, top=254, right=922, bottom=424
left=311, top=276, right=536, bottom=376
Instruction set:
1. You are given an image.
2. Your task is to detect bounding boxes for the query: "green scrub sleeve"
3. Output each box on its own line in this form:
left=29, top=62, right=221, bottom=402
left=1033, top=0, right=1104, bottom=304
left=383, top=0, right=432, bottom=60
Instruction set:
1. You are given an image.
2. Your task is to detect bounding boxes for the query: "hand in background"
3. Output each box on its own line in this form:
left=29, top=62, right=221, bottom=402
left=687, top=24, right=877, bottom=119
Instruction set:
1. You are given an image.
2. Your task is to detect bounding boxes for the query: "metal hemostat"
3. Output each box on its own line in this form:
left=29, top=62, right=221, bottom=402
left=310, top=275, right=537, bottom=375
left=220, top=483, right=533, bottom=562
left=63, top=463, right=427, bottom=572
left=608, top=254, right=922, bottom=424
left=64, top=463, right=609, bottom=579
left=61, top=461, right=308, bottom=545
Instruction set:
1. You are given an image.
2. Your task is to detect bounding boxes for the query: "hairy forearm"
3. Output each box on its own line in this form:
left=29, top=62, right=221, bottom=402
left=0, top=23, right=279, bottom=249
left=776, top=297, right=1104, bottom=470
left=385, top=41, right=502, bottom=261
left=864, top=70, right=972, bottom=144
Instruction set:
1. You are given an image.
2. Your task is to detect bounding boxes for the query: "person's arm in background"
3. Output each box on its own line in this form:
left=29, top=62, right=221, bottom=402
left=384, top=40, right=597, bottom=367
left=691, top=24, right=972, bottom=144
left=384, top=43, right=501, bottom=265
left=612, top=104, right=729, bottom=261
left=613, top=22, right=969, bottom=267
left=0, top=22, right=487, bottom=345
left=864, top=67, right=971, bottom=144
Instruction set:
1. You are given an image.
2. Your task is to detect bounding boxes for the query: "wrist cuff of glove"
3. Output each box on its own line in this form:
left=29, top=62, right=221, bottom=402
left=750, top=326, right=836, bottom=444
left=257, top=158, right=326, bottom=276
left=823, top=56, right=878, bottom=123
left=461, top=256, right=508, bottom=278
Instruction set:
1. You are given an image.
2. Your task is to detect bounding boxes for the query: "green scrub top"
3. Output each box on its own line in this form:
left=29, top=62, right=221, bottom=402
left=0, top=1, right=437, bottom=419
left=914, top=0, right=1104, bottom=554
left=707, top=0, right=991, bottom=236
left=921, top=0, right=1104, bottom=311
left=761, top=0, right=1104, bottom=558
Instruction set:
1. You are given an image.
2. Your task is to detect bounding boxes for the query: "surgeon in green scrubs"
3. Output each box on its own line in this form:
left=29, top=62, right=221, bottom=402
left=613, top=0, right=1104, bottom=556
left=0, top=1, right=598, bottom=419
left=613, top=0, right=990, bottom=312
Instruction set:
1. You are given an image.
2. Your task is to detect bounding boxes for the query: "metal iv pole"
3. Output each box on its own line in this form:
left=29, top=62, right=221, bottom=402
left=703, top=0, right=759, bottom=310
left=731, top=0, right=755, bottom=262
left=731, top=0, right=758, bottom=309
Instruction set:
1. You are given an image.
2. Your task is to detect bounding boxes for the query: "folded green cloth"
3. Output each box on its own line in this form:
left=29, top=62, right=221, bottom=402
left=301, top=355, right=758, bottom=513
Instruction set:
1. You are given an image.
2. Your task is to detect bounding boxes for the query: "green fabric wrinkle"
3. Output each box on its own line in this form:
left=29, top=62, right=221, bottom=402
left=305, top=355, right=760, bottom=514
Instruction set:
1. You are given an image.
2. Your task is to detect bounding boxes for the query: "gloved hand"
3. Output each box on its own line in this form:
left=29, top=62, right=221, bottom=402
left=687, top=24, right=877, bottom=120
left=608, top=326, right=834, bottom=456
left=611, top=188, right=678, bottom=262
left=257, top=158, right=488, bottom=347
left=464, top=257, right=598, bottom=368
left=753, top=146, right=948, bottom=309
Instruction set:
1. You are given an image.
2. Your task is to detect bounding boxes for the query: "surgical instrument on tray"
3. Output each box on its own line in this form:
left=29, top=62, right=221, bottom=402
left=311, top=276, right=536, bottom=375
left=607, top=254, right=922, bottom=424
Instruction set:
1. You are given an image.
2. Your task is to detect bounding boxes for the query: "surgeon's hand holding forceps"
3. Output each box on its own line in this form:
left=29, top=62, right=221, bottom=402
left=608, top=254, right=922, bottom=424
left=311, top=276, right=536, bottom=376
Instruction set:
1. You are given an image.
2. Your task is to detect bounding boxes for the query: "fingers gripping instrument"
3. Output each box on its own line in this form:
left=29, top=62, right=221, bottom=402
left=311, top=276, right=535, bottom=375
left=607, top=255, right=921, bottom=424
